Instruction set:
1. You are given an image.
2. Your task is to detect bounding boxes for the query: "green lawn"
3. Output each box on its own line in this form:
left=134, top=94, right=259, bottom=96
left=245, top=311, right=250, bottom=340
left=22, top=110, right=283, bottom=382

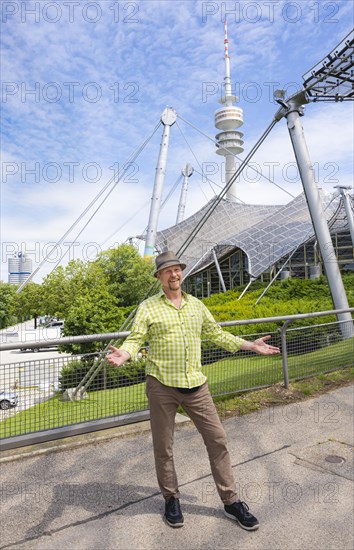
left=0, top=383, right=148, bottom=439
left=205, top=337, right=354, bottom=395
left=1, top=337, right=353, bottom=439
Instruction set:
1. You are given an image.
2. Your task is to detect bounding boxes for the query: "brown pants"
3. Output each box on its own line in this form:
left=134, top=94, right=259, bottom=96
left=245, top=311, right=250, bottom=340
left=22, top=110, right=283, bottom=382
left=146, top=375, right=238, bottom=505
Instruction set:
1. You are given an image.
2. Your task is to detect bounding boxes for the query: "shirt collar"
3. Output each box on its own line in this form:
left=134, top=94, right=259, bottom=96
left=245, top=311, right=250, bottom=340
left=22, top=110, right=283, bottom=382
left=158, top=290, right=189, bottom=304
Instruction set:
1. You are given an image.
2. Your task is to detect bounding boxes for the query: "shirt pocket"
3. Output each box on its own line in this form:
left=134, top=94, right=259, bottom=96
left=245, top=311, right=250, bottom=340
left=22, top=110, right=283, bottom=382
left=182, top=308, right=203, bottom=336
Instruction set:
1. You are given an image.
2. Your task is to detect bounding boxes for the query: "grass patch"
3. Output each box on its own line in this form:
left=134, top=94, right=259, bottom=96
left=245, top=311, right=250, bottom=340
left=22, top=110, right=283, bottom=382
left=204, top=337, right=354, bottom=396
left=0, top=382, right=148, bottom=439
left=214, top=367, right=354, bottom=419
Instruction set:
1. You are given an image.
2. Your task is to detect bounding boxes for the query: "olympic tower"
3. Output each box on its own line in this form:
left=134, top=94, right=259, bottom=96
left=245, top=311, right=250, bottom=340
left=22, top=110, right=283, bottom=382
left=215, top=20, right=244, bottom=202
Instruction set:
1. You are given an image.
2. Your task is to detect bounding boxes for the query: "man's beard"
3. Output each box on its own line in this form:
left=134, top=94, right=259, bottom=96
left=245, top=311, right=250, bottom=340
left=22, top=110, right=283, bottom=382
left=168, top=279, right=181, bottom=289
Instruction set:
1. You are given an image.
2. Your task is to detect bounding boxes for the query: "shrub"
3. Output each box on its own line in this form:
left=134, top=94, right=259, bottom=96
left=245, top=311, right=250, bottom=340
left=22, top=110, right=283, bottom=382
left=59, top=356, right=146, bottom=391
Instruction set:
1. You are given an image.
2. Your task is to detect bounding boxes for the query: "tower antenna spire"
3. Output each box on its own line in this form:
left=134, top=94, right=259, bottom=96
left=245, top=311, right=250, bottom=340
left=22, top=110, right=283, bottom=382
left=224, top=18, right=229, bottom=59
left=223, top=18, right=232, bottom=100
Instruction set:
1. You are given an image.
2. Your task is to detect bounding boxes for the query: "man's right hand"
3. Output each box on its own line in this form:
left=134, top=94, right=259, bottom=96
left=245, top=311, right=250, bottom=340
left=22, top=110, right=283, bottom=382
left=106, top=346, right=131, bottom=367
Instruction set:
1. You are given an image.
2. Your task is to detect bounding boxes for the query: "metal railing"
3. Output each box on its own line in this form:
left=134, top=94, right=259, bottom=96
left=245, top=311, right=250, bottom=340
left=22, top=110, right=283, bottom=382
left=0, top=308, right=353, bottom=450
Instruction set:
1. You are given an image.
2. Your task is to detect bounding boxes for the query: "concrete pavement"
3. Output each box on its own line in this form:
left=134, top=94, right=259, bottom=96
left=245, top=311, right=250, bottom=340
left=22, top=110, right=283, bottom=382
left=0, top=384, right=353, bottom=550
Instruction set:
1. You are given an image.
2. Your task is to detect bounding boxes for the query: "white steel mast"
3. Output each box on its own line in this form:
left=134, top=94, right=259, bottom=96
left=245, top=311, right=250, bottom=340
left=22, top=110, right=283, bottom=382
left=176, top=164, right=193, bottom=224
left=144, top=107, right=177, bottom=259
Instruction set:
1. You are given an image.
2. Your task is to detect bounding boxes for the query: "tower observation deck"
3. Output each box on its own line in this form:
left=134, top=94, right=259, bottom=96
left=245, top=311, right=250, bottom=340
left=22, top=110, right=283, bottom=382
left=215, top=20, right=244, bottom=202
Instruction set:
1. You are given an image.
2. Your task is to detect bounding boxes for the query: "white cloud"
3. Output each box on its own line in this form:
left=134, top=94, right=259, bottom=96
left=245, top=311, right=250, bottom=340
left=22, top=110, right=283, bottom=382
left=1, top=0, right=353, bottom=283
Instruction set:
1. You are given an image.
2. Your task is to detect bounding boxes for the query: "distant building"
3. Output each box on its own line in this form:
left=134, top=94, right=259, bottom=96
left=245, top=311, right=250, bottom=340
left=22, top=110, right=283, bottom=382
left=8, top=252, right=32, bottom=285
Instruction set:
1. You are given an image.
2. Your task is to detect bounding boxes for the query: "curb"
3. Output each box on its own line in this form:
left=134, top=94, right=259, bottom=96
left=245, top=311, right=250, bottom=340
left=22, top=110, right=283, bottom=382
left=0, top=413, right=191, bottom=463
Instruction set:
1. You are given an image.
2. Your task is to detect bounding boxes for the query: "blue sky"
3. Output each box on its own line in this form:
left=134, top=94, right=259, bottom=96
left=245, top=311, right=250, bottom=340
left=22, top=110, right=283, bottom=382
left=1, top=0, right=353, bottom=282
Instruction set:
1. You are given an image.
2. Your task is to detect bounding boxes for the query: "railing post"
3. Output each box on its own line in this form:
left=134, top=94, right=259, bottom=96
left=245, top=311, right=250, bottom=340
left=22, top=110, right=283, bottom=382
left=281, top=319, right=292, bottom=388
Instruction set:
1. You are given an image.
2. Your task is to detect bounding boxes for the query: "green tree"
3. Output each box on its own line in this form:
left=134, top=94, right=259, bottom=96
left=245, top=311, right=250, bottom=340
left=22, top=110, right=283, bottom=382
left=0, top=282, right=17, bottom=329
left=96, top=244, right=156, bottom=306
left=13, top=282, right=43, bottom=322
left=60, top=279, right=125, bottom=354
left=41, top=265, right=71, bottom=318
left=41, top=260, right=97, bottom=319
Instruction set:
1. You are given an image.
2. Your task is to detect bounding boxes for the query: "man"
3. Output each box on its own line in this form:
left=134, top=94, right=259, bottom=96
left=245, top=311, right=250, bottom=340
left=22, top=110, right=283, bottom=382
left=107, top=251, right=280, bottom=530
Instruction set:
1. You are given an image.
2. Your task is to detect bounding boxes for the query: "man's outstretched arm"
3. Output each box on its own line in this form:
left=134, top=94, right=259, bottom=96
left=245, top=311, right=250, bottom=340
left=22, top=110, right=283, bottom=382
left=201, top=304, right=280, bottom=355
left=106, top=303, right=149, bottom=368
left=106, top=346, right=131, bottom=367
left=239, top=335, right=280, bottom=355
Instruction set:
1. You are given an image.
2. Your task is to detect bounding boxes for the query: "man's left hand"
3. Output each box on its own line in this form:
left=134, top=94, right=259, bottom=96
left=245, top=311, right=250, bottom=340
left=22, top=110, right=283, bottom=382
left=241, top=335, right=280, bottom=355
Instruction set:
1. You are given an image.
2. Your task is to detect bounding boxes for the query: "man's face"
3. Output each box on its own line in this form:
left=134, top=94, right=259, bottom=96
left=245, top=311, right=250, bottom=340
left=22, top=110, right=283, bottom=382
left=157, top=264, right=183, bottom=292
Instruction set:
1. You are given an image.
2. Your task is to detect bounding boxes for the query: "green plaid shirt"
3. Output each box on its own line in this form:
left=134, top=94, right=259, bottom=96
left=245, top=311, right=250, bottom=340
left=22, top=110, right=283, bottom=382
left=120, top=291, right=245, bottom=388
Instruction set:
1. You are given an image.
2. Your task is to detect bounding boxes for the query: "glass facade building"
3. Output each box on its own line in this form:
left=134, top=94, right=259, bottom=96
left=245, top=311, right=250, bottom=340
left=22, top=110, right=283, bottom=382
left=155, top=191, right=354, bottom=298
left=183, top=229, right=354, bottom=298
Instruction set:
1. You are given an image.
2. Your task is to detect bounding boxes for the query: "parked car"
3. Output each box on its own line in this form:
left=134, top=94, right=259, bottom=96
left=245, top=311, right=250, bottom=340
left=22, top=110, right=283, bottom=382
left=46, top=320, right=64, bottom=328
left=0, top=391, right=18, bottom=410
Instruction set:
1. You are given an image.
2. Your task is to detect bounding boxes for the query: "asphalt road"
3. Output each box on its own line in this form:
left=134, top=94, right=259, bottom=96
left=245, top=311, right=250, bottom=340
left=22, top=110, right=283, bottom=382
left=0, top=320, right=63, bottom=365
left=0, top=320, right=69, bottom=414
